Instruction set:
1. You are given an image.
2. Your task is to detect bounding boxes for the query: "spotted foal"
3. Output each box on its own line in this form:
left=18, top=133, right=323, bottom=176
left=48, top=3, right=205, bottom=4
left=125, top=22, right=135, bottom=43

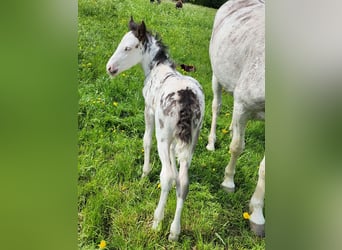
left=106, top=17, right=204, bottom=241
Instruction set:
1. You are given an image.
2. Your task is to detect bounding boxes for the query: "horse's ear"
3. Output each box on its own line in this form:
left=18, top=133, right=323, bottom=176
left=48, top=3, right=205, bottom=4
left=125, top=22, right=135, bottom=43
left=136, top=20, right=147, bottom=42
left=141, top=21, right=146, bottom=32
left=139, top=21, right=146, bottom=35
left=129, top=16, right=138, bottom=31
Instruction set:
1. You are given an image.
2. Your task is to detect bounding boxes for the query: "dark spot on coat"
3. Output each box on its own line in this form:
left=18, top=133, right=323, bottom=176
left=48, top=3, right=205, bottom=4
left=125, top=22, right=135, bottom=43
left=161, top=72, right=177, bottom=84
left=177, top=87, right=201, bottom=144
left=159, top=118, right=164, bottom=129
left=160, top=92, right=177, bottom=116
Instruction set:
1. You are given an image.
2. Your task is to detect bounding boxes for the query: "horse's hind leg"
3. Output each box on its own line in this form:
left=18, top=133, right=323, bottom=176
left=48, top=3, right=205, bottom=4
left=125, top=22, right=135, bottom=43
left=221, top=102, right=248, bottom=192
left=152, top=139, right=174, bottom=230
left=207, top=74, right=222, bottom=151
left=169, top=156, right=190, bottom=241
left=249, top=155, right=265, bottom=237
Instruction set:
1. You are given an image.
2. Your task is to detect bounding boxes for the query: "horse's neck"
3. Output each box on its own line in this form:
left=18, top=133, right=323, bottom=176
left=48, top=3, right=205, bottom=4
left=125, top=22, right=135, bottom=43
left=141, top=37, right=172, bottom=77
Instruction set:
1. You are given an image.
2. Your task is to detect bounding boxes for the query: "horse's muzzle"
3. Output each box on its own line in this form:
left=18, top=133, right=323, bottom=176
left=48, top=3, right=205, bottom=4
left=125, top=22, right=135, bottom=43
left=107, top=66, right=118, bottom=76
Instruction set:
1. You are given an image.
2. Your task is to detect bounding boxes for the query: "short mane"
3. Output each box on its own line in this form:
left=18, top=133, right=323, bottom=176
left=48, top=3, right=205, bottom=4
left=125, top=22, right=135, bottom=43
left=146, top=32, right=176, bottom=70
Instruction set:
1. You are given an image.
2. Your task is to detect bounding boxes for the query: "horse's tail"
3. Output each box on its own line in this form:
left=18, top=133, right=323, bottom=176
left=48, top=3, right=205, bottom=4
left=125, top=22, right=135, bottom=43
left=176, top=87, right=201, bottom=145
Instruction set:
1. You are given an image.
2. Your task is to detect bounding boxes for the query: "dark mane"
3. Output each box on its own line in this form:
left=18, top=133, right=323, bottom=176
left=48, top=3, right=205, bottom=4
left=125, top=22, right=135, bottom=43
left=147, top=32, right=176, bottom=69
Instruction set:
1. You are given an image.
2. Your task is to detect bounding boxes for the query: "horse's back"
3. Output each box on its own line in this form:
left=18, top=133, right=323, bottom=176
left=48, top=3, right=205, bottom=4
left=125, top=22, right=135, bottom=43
left=210, top=0, right=264, bottom=102
left=155, top=73, right=204, bottom=146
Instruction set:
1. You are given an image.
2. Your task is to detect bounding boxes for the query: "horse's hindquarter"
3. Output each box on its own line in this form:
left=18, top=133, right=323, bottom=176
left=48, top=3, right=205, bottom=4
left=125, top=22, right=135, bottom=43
left=144, top=66, right=204, bottom=138
left=158, top=76, right=204, bottom=119
left=144, top=65, right=204, bottom=113
left=210, top=0, right=264, bottom=95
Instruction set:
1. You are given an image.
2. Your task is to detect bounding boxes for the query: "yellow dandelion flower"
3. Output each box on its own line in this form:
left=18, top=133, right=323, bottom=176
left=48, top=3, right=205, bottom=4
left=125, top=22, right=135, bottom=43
left=113, top=102, right=118, bottom=107
left=222, top=128, right=229, bottom=134
left=157, top=183, right=161, bottom=189
left=98, top=240, right=106, bottom=249
left=243, top=212, right=250, bottom=220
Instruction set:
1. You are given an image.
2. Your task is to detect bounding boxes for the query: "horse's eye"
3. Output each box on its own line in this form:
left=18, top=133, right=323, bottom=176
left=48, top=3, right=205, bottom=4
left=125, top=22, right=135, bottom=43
left=124, top=47, right=131, bottom=51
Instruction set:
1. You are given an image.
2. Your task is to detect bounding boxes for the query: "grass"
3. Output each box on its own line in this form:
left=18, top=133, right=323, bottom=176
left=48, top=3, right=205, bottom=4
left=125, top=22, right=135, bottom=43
left=78, top=0, right=265, bottom=249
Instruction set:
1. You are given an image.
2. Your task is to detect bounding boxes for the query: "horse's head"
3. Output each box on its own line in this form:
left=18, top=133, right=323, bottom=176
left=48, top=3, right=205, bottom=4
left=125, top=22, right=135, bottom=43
left=106, top=17, right=147, bottom=77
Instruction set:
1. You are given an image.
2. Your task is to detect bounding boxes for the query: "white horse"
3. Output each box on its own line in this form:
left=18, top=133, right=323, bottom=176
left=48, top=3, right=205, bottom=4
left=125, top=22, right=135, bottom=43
left=206, top=0, right=265, bottom=236
left=106, top=17, right=205, bottom=241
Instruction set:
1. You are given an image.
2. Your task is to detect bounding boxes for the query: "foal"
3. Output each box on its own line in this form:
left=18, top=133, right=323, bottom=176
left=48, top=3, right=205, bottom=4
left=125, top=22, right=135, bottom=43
left=106, top=17, right=204, bottom=241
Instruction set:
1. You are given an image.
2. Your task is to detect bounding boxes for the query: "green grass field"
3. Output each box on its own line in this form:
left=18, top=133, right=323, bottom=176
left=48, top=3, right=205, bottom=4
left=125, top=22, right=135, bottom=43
left=78, top=0, right=265, bottom=249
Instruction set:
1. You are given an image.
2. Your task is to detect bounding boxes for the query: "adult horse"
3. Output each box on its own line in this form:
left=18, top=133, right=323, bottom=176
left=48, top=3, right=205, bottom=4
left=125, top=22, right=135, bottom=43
left=206, top=0, right=265, bottom=236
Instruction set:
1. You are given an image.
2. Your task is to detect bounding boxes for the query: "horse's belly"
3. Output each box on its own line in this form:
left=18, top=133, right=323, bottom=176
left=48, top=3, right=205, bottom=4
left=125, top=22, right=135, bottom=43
left=210, top=46, right=239, bottom=93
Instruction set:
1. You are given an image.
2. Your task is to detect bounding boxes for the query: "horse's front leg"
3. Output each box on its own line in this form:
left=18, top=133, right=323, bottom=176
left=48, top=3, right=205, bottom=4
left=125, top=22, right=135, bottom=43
left=207, top=74, right=222, bottom=151
left=249, top=155, right=265, bottom=237
left=142, top=106, right=155, bottom=178
left=221, top=102, right=248, bottom=192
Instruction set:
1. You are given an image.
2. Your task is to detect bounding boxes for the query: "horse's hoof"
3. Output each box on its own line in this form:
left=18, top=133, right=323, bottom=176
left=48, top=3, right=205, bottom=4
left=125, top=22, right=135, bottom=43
left=168, top=232, right=179, bottom=242
left=250, top=221, right=265, bottom=237
left=221, top=182, right=235, bottom=193
left=206, top=143, right=215, bottom=151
